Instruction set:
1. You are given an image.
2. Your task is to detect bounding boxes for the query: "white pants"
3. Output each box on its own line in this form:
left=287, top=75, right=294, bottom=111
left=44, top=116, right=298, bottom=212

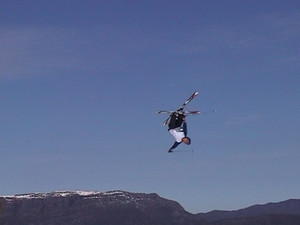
left=169, top=127, right=184, bottom=143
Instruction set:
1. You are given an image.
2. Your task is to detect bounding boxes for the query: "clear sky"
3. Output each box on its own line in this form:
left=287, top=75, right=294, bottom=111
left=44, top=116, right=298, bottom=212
left=1, top=0, right=300, bottom=213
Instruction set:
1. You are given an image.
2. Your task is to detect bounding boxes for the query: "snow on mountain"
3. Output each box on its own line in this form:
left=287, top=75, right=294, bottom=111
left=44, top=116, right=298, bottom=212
left=1, top=190, right=171, bottom=209
left=4, top=190, right=120, bottom=199
left=4, top=190, right=137, bottom=198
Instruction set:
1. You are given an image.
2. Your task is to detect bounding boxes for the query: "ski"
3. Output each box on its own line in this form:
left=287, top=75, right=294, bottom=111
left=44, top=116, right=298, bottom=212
left=157, top=91, right=199, bottom=125
left=177, top=91, right=199, bottom=112
left=156, top=110, right=201, bottom=115
left=157, top=110, right=216, bottom=114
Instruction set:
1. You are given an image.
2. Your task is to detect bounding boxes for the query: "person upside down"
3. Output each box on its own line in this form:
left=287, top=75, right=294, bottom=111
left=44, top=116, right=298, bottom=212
left=167, top=113, right=191, bottom=153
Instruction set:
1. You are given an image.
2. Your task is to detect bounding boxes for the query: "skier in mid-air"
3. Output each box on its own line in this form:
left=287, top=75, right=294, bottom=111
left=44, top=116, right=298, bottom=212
left=157, top=91, right=200, bottom=153
left=167, top=112, right=191, bottom=153
left=157, top=91, right=215, bottom=153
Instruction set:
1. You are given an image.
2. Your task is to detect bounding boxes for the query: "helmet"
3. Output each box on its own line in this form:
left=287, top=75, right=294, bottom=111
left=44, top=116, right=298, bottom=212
left=182, top=137, right=191, bottom=145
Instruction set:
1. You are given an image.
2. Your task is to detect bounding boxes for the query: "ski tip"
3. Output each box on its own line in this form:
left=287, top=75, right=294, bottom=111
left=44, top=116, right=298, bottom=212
left=194, top=91, right=199, bottom=96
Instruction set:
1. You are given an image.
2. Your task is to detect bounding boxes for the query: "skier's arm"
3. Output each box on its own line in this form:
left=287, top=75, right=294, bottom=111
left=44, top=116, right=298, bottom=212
left=183, top=121, right=187, bottom=136
left=168, top=141, right=181, bottom=152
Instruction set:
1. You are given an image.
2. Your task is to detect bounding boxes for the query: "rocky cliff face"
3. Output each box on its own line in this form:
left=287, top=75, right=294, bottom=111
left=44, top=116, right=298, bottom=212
left=0, top=190, right=206, bottom=225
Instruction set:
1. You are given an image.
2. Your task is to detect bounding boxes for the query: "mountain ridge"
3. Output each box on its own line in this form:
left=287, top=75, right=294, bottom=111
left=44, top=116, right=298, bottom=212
left=196, top=199, right=300, bottom=222
left=0, top=190, right=299, bottom=225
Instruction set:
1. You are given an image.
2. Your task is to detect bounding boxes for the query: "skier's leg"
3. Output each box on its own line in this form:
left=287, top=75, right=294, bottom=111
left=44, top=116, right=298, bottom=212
left=168, top=113, right=178, bottom=130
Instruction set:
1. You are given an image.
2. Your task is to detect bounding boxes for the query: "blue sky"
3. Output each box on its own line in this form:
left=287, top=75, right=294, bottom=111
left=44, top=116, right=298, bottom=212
left=1, top=0, right=300, bottom=213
